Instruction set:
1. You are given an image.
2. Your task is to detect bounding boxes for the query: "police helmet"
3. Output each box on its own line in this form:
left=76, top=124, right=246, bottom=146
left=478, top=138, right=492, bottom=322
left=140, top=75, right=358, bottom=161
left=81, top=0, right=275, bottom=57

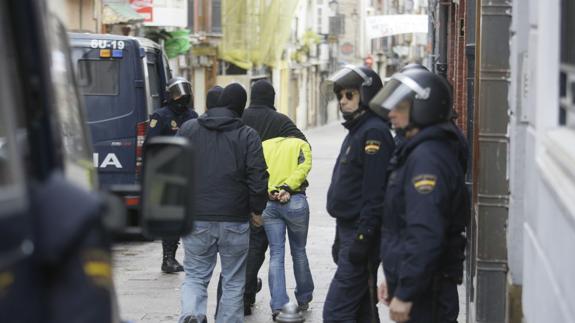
left=369, top=68, right=451, bottom=127
left=167, top=77, right=193, bottom=105
left=399, top=63, right=429, bottom=73
left=329, top=64, right=383, bottom=107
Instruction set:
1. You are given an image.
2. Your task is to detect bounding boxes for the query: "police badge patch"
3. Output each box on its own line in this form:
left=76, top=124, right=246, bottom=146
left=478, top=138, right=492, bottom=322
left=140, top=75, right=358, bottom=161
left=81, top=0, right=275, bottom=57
left=170, top=120, right=178, bottom=130
left=364, top=140, right=381, bottom=154
left=149, top=119, right=158, bottom=128
left=412, top=174, right=437, bottom=194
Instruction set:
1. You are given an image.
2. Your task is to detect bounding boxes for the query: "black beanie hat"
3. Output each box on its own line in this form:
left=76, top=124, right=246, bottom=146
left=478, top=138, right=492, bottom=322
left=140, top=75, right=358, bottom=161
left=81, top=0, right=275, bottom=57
left=250, top=79, right=275, bottom=108
left=206, top=85, right=224, bottom=110
left=218, top=83, right=247, bottom=117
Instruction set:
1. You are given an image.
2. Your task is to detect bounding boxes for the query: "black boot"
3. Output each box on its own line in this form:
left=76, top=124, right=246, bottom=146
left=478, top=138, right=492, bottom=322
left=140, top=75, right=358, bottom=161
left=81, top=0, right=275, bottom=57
left=161, top=238, right=183, bottom=273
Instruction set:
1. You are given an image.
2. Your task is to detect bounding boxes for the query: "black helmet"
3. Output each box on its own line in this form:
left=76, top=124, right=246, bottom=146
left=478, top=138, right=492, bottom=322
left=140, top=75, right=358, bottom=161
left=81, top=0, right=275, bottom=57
left=329, top=64, right=383, bottom=107
left=369, top=68, right=451, bottom=127
left=167, top=77, right=193, bottom=106
left=399, top=63, right=429, bottom=73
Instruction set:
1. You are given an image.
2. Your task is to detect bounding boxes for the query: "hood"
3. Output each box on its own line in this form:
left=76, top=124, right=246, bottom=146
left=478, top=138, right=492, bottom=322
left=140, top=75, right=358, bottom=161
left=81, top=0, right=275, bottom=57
left=397, top=122, right=468, bottom=171
left=206, top=85, right=224, bottom=110
left=250, top=79, right=275, bottom=108
left=197, top=107, right=244, bottom=131
left=217, top=83, right=247, bottom=117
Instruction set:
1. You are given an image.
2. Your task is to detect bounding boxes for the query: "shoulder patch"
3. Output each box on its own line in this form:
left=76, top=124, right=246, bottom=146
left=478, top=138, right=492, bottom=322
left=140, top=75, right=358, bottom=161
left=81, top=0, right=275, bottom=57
left=82, top=249, right=112, bottom=289
left=412, top=174, right=437, bottom=194
left=364, top=140, right=381, bottom=155
left=149, top=119, right=158, bottom=128
left=170, top=120, right=178, bottom=130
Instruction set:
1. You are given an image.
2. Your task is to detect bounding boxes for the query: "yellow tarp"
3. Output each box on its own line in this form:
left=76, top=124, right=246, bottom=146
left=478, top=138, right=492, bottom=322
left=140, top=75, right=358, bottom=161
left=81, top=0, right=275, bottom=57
left=220, top=0, right=300, bottom=69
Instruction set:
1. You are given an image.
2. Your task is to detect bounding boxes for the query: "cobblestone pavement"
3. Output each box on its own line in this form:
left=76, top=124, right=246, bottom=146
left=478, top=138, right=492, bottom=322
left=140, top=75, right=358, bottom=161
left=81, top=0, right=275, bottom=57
left=113, top=122, right=466, bottom=323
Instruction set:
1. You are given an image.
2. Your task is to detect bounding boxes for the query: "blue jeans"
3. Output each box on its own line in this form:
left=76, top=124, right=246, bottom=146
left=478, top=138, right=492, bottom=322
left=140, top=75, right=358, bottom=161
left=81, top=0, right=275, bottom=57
left=179, top=221, right=250, bottom=323
left=263, top=194, right=314, bottom=311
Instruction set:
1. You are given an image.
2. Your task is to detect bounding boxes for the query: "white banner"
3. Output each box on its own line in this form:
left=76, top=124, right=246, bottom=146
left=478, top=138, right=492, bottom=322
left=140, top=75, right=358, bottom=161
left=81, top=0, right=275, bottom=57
left=130, top=0, right=188, bottom=27
left=365, top=15, right=428, bottom=40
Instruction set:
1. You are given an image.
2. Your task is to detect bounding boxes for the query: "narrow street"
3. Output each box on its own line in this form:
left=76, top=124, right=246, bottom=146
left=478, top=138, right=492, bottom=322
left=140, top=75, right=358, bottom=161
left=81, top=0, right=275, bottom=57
left=113, top=122, right=465, bottom=323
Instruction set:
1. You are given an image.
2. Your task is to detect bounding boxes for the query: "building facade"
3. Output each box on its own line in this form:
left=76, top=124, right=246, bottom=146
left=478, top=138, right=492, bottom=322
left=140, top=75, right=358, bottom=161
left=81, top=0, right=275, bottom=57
left=438, top=0, right=575, bottom=322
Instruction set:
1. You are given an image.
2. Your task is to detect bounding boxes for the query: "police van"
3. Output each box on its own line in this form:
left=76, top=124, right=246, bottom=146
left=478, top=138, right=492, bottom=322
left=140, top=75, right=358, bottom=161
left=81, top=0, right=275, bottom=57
left=68, top=33, right=172, bottom=225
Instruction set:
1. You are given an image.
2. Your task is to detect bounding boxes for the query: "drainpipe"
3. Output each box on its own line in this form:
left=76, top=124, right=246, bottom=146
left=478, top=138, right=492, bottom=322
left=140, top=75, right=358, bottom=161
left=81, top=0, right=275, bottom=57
left=435, top=0, right=449, bottom=77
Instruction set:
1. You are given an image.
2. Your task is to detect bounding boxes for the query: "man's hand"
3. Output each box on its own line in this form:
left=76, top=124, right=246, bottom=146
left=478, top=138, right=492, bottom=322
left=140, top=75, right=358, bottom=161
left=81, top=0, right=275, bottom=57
left=250, top=212, right=263, bottom=227
left=378, top=280, right=390, bottom=306
left=268, top=191, right=279, bottom=200
left=278, top=190, right=291, bottom=203
left=389, top=297, right=413, bottom=322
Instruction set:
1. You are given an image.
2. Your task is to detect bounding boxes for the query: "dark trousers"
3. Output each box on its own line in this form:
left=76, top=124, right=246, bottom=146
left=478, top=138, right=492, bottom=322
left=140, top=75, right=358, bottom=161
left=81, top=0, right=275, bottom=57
left=216, top=222, right=268, bottom=306
left=244, top=224, right=268, bottom=302
left=388, top=277, right=460, bottom=323
left=162, top=238, right=179, bottom=257
left=323, top=223, right=380, bottom=323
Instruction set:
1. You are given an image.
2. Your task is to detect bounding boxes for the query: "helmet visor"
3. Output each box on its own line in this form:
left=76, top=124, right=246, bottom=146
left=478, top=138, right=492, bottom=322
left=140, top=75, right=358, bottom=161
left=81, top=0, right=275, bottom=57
left=369, top=73, right=430, bottom=119
left=328, top=64, right=373, bottom=92
left=168, top=80, right=192, bottom=101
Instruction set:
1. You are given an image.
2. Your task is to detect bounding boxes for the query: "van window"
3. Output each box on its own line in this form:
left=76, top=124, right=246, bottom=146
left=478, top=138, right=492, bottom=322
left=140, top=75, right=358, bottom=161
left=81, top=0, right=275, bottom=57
left=78, top=59, right=120, bottom=95
left=0, top=6, right=27, bottom=216
left=148, top=61, right=162, bottom=110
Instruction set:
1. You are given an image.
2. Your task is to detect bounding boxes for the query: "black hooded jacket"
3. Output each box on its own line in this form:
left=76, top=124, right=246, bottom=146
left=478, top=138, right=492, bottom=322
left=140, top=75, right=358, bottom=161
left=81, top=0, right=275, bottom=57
left=206, top=85, right=223, bottom=110
left=177, top=106, right=269, bottom=222
left=242, top=80, right=306, bottom=141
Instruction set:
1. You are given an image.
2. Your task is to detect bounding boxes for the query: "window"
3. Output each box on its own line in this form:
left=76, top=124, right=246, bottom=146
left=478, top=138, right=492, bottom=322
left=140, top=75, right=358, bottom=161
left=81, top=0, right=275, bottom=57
left=318, top=8, right=323, bottom=34
left=212, top=0, right=222, bottom=34
left=77, top=60, right=120, bottom=95
left=0, top=3, right=27, bottom=217
left=560, top=0, right=575, bottom=127
left=148, top=62, right=162, bottom=110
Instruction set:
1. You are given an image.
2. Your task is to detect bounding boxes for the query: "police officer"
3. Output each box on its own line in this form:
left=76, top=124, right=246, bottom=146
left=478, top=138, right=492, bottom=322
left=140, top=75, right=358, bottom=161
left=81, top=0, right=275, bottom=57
left=147, top=77, right=198, bottom=273
left=369, top=68, right=469, bottom=322
left=0, top=173, right=117, bottom=323
left=323, top=65, right=395, bottom=322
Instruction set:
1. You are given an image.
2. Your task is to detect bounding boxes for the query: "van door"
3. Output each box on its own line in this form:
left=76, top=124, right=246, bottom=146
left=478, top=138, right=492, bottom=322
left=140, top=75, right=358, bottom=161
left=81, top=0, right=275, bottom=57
left=71, top=40, right=147, bottom=189
left=48, top=19, right=96, bottom=191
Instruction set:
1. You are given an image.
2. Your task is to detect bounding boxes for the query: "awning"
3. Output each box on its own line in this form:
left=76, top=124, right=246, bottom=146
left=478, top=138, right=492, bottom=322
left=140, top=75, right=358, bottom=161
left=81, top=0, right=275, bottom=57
left=102, top=3, right=145, bottom=25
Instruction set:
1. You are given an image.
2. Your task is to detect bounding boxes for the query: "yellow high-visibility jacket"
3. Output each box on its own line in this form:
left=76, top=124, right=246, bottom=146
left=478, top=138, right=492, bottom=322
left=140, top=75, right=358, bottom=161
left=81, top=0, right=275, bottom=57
left=262, top=137, right=312, bottom=193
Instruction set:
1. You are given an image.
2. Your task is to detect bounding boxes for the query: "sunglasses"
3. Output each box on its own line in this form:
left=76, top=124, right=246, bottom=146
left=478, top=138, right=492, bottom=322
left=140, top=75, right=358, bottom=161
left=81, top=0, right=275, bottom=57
left=336, top=90, right=357, bottom=101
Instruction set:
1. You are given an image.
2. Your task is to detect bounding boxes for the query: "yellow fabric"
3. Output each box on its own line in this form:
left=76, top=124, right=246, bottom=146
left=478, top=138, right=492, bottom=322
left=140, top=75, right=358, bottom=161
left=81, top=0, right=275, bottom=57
left=262, top=137, right=312, bottom=193
left=220, top=0, right=300, bottom=69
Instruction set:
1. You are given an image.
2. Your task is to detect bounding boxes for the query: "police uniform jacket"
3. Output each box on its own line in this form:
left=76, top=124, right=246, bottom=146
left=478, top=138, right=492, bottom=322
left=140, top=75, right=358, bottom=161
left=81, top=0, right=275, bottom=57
left=380, top=122, right=469, bottom=302
left=147, top=104, right=198, bottom=138
left=326, top=110, right=395, bottom=235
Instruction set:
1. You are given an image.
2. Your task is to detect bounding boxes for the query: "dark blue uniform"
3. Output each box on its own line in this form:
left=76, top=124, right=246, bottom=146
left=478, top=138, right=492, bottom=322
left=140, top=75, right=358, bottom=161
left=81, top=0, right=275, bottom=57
left=380, top=123, right=469, bottom=323
left=146, top=104, right=197, bottom=270
left=147, top=105, right=198, bottom=138
left=0, top=174, right=114, bottom=323
left=323, top=111, right=395, bottom=322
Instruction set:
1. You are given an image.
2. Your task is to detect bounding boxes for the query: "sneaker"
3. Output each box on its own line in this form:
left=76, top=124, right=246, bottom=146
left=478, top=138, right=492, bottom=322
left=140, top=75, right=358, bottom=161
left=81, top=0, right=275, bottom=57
left=297, top=302, right=310, bottom=312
